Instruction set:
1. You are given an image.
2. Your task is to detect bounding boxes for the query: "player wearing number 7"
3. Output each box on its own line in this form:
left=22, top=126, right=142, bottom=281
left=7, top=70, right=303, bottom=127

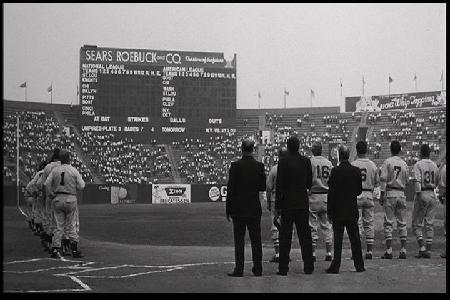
left=351, top=141, right=380, bottom=259
left=379, top=141, right=409, bottom=259
left=411, top=144, right=440, bottom=259
left=45, top=149, right=86, bottom=258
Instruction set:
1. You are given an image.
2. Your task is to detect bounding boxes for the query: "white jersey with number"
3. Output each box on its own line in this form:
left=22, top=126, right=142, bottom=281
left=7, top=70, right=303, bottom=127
left=380, top=156, right=409, bottom=192
left=413, top=159, right=440, bottom=192
left=45, top=164, right=85, bottom=196
left=310, top=156, right=333, bottom=193
left=351, top=158, right=380, bottom=191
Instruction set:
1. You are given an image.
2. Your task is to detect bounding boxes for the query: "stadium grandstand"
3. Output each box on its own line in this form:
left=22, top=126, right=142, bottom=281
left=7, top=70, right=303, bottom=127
left=3, top=97, right=446, bottom=190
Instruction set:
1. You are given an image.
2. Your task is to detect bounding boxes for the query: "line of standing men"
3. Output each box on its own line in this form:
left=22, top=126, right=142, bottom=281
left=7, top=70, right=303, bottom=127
left=25, top=148, right=86, bottom=259
left=226, top=136, right=446, bottom=276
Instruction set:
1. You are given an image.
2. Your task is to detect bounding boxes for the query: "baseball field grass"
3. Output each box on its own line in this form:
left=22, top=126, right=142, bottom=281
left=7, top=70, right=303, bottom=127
left=3, top=201, right=446, bottom=292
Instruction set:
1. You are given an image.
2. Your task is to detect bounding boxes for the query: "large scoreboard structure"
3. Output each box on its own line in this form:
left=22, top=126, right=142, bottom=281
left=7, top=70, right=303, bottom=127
left=79, top=45, right=237, bottom=143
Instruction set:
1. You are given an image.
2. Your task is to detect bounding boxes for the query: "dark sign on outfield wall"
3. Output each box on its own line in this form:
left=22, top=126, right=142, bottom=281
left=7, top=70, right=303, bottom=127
left=345, top=90, right=446, bottom=112
left=191, top=184, right=227, bottom=203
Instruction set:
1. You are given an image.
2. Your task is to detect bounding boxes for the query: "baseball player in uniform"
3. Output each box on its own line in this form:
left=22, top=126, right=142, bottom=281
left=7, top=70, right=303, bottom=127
left=25, top=161, right=47, bottom=235
left=351, top=141, right=380, bottom=259
left=45, top=149, right=85, bottom=258
left=380, top=140, right=410, bottom=259
left=308, top=141, right=333, bottom=262
left=411, top=144, right=440, bottom=258
left=37, top=148, right=61, bottom=252
left=266, top=147, right=288, bottom=263
left=438, top=161, right=446, bottom=258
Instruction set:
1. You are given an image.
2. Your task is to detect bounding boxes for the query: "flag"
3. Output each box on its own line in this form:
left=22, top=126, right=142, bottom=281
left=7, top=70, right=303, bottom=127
left=340, top=79, right=342, bottom=87
left=258, top=91, right=261, bottom=99
left=310, top=89, right=315, bottom=97
left=77, top=85, right=79, bottom=96
left=284, top=89, right=289, bottom=96
left=440, top=70, right=444, bottom=82
left=413, top=73, right=417, bottom=81
left=19, top=82, right=26, bottom=88
left=47, top=84, right=52, bottom=93
left=362, top=75, right=365, bottom=85
left=389, top=76, right=393, bottom=83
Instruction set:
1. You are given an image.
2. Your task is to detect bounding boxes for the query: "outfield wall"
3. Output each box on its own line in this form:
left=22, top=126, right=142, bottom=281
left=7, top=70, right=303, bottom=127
left=4, top=183, right=417, bottom=206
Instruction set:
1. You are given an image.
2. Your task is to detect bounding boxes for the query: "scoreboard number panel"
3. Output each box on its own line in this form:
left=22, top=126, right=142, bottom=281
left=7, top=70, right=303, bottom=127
left=79, top=46, right=237, bottom=143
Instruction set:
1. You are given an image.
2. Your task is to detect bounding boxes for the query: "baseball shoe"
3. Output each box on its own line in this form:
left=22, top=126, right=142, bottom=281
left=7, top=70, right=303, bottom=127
left=276, top=271, right=287, bottom=276
left=269, top=255, right=279, bottom=263
left=415, top=250, right=427, bottom=258
left=228, top=270, right=243, bottom=277
left=399, top=252, right=407, bottom=259
left=50, top=248, right=61, bottom=259
left=325, top=267, right=339, bottom=274
left=381, top=252, right=393, bottom=259
left=325, top=254, right=333, bottom=261
left=356, top=267, right=366, bottom=272
left=422, top=251, right=431, bottom=259
left=365, top=253, right=373, bottom=260
left=440, top=253, right=446, bottom=258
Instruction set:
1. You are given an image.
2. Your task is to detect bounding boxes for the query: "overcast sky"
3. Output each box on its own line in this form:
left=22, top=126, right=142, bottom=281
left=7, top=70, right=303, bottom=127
left=3, top=3, right=446, bottom=111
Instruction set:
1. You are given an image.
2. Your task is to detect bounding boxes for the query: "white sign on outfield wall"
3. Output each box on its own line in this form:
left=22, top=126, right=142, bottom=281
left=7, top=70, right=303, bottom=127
left=152, top=184, right=191, bottom=204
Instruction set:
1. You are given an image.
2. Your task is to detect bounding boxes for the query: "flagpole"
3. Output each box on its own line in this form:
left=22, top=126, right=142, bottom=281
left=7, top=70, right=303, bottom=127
left=284, top=88, right=286, bottom=109
left=388, top=74, right=391, bottom=100
left=362, top=76, right=364, bottom=96
left=258, top=93, right=261, bottom=109
left=25, top=85, right=27, bottom=102
left=310, top=90, right=312, bottom=108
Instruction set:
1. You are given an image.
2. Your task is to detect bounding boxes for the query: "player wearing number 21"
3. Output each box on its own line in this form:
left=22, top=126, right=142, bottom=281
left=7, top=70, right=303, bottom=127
left=411, top=144, right=440, bottom=259
left=379, top=141, right=410, bottom=259
left=45, top=149, right=86, bottom=259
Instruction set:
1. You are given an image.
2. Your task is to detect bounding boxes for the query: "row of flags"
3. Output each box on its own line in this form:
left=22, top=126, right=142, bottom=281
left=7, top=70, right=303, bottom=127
left=257, top=70, right=445, bottom=100
left=19, top=82, right=52, bottom=92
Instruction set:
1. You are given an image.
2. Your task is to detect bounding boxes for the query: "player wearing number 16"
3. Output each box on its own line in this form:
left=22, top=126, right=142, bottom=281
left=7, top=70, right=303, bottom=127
left=379, top=141, right=410, bottom=259
left=44, top=149, right=86, bottom=259
left=411, top=144, right=440, bottom=259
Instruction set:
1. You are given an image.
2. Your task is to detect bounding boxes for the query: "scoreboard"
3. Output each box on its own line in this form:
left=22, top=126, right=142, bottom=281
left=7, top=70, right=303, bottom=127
left=79, top=45, right=237, bottom=143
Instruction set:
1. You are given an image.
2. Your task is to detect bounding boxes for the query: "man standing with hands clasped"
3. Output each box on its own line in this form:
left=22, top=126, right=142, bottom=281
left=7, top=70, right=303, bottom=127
left=226, top=139, right=266, bottom=277
left=326, top=145, right=365, bottom=274
left=275, top=136, right=314, bottom=276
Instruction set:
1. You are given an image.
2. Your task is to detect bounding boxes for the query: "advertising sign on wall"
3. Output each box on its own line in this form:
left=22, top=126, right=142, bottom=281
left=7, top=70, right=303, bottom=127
left=152, top=184, right=191, bottom=204
left=345, top=90, right=446, bottom=112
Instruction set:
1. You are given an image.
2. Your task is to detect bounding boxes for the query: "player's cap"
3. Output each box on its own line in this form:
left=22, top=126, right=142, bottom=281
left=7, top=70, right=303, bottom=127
left=59, top=149, right=71, bottom=164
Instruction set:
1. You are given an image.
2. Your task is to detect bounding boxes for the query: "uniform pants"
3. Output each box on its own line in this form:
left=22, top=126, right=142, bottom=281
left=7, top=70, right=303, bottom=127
left=270, top=209, right=279, bottom=251
left=25, top=196, right=34, bottom=222
left=279, top=209, right=314, bottom=273
left=357, top=192, right=375, bottom=245
left=309, top=193, right=333, bottom=246
left=51, top=195, right=79, bottom=248
left=383, top=191, right=407, bottom=242
left=412, top=191, right=438, bottom=245
left=232, top=216, right=262, bottom=273
left=34, top=194, right=45, bottom=225
left=330, top=219, right=364, bottom=271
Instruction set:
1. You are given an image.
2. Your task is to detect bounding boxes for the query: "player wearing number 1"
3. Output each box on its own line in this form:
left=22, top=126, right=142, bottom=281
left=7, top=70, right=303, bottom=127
left=379, top=141, right=410, bottom=259
left=351, top=141, right=380, bottom=259
left=45, top=149, right=86, bottom=258
left=308, top=141, right=333, bottom=262
left=411, top=144, right=440, bottom=259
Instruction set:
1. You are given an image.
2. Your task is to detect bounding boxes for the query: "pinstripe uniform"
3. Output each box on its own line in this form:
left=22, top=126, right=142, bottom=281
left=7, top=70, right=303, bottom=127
left=439, top=164, right=446, bottom=237
left=45, top=163, right=85, bottom=248
left=351, top=158, right=380, bottom=246
left=26, top=170, right=45, bottom=226
left=412, top=159, right=440, bottom=245
left=309, top=156, right=333, bottom=246
left=266, top=164, right=280, bottom=254
left=380, top=156, right=409, bottom=242
left=37, top=161, right=61, bottom=235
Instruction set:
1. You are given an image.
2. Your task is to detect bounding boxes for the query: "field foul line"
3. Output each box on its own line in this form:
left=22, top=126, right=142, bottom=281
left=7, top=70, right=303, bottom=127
left=3, top=257, right=254, bottom=292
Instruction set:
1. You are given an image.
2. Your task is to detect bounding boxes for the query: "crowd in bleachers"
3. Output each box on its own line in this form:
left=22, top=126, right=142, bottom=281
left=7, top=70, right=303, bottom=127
left=3, top=111, right=93, bottom=183
left=78, top=132, right=172, bottom=185
left=175, top=134, right=242, bottom=184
